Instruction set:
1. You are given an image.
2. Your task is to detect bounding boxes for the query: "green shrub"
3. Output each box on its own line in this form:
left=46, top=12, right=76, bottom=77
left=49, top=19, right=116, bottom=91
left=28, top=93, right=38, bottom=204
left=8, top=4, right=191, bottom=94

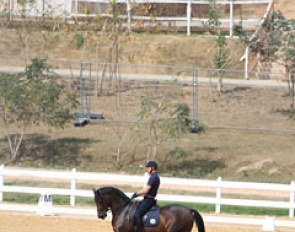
left=75, top=33, right=84, bottom=48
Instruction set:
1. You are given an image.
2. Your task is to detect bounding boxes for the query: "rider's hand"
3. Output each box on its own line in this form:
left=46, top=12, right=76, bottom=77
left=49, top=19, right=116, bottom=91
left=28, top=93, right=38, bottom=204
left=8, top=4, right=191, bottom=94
left=131, top=192, right=139, bottom=199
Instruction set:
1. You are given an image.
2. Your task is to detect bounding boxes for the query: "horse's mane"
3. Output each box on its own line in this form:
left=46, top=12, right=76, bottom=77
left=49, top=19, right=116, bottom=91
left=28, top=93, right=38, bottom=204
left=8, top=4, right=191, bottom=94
left=99, top=187, right=130, bottom=202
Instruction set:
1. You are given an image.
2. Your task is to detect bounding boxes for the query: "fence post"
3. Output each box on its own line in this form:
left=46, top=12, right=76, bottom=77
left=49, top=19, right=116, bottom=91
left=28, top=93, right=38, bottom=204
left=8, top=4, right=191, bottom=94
left=229, top=0, right=234, bottom=37
left=215, top=176, right=222, bottom=214
left=63, top=0, right=66, bottom=23
left=75, top=0, right=78, bottom=20
left=70, top=168, right=76, bottom=206
left=126, top=0, right=132, bottom=33
left=244, top=46, right=249, bottom=80
left=186, top=0, right=192, bottom=36
left=0, top=164, right=4, bottom=202
left=289, top=180, right=295, bottom=218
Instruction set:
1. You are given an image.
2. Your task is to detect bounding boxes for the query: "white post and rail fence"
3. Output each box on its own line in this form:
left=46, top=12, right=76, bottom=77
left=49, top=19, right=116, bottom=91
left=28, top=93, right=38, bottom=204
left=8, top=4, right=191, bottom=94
left=0, top=164, right=295, bottom=230
left=1, top=0, right=273, bottom=37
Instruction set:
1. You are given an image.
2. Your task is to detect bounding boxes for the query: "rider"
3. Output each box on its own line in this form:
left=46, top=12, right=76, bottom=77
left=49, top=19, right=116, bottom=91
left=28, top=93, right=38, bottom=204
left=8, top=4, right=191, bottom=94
left=131, top=160, right=160, bottom=232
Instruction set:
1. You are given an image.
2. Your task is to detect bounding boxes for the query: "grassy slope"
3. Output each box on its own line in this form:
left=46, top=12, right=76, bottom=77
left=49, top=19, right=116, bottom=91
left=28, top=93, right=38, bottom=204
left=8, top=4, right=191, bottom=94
left=0, top=1, right=294, bottom=183
left=0, top=30, right=245, bottom=70
left=0, top=83, right=294, bottom=184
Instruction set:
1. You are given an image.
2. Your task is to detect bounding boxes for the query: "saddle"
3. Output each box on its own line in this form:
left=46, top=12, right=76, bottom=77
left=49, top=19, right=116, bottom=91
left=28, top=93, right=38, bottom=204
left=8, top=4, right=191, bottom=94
left=143, top=206, right=160, bottom=227
left=128, top=202, right=160, bottom=227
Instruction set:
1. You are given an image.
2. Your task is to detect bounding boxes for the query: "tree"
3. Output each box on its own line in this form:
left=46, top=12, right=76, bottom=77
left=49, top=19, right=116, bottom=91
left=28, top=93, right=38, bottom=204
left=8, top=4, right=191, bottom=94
left=93, top=1, right=156, bottom=165
left=95, top=0, right=157, bottom=96
left=207, top=0, right=229, bottom=94
left=96, top=0, right=122, bottom=96
left=103, top=90, right=136, bottom=167
left=235, top=11, right=295, bottom=117
left=214, top=34, right=228, bottom=94
left=0, top=58, right=78, bottom=161
left=135, top=86, right=191, bottom=160
left=207, top=0, right=220, bottom=34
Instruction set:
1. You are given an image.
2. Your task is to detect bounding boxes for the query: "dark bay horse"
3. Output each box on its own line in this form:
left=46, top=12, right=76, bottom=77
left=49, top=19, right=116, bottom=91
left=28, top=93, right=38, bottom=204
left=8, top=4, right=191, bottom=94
left=93, top=187, right=205, bottom=232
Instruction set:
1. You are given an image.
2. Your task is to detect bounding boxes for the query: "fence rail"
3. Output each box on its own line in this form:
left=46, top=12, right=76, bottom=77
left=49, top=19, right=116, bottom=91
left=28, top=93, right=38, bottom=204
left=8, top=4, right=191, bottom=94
left=1, top=0, right=273, bottom=36
left=0, top=57, right=294, bottom=134
left=0, top=165, right=295, bottom=230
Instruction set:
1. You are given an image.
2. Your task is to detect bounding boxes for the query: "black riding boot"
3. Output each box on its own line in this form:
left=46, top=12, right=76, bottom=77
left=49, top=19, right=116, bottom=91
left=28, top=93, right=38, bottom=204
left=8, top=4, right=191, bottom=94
left=133, top=219, right=143, bottom=232
left=133, top=198, right=155, bottom=232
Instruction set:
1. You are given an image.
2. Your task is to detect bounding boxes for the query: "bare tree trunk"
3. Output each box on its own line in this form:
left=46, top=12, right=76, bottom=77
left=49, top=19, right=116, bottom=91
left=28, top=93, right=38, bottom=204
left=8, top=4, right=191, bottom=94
left=151, top=118, right=158, bottom=159
left=115, top=84, right=122, bottom=166
left=116, top=140, right=121, bottom=166
left=147, top=146, right=151, bottom=162
left=4, top=126, right=26, bottom=162
left=285, top=64, right=291, bottom=95
left=3, top=113, right=29, bottom=161
left=152, top=143, right=157, bottom=160
left=217, top=70, right=223, bottom=94
left=290, top=71, right=295, bottom=115
left=97, top=2, right=121, bottom=96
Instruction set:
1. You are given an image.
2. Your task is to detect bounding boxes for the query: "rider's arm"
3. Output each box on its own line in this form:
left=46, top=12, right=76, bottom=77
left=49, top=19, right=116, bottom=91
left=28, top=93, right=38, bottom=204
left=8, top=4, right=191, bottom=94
left=136, top=184, right=151, bottom=196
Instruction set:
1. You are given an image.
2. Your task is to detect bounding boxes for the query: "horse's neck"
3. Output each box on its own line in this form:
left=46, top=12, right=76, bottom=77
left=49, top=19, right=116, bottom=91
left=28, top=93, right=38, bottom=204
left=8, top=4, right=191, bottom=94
left=109, top=195, right=129, bottom=213
left=111, top=199, right=134, bottom=228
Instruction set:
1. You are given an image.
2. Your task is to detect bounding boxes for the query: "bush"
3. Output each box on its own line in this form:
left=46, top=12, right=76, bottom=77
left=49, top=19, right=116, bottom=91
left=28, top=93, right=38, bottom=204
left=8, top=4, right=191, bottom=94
left=75, top=33, right=84, bottom=48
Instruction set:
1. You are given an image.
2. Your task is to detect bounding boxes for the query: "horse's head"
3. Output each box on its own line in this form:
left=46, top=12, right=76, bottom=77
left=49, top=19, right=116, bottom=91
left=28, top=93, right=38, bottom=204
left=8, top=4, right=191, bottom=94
left=93, top=188, right=108, bottom=220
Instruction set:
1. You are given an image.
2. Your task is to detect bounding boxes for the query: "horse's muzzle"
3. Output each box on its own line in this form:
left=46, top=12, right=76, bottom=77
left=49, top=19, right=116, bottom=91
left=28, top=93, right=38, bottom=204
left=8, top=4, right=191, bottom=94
left=98, top=211, right=107, bottom=220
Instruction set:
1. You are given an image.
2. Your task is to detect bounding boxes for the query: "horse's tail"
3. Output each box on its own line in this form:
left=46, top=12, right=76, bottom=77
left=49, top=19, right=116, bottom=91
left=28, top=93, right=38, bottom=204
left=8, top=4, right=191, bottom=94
left=192, top=209, right=205, bottom=232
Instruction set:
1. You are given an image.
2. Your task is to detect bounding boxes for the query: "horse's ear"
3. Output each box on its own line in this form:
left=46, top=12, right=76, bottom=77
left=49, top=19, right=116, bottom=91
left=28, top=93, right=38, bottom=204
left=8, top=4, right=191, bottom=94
left=92, top=188, right=97, bottom=195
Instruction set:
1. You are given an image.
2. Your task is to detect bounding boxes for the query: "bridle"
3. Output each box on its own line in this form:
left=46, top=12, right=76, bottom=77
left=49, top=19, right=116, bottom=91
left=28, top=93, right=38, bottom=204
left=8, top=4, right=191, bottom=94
left=94, top=189, right=109, bottom=219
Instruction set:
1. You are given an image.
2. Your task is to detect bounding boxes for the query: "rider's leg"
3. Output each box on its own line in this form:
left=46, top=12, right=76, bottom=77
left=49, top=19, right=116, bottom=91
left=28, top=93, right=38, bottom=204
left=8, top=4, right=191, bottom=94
left=133, top=199, right=155, bottom=232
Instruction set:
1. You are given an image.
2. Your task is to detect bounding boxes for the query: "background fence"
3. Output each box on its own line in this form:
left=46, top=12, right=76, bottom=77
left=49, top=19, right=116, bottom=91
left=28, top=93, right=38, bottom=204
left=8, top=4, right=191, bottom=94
left=0, top=56, right=294, bottom=188
left=0, top=165, right=295, bottom=230
left=0, top=56, right=293, bottom=132
left=0, top=0, right=273, bottom=36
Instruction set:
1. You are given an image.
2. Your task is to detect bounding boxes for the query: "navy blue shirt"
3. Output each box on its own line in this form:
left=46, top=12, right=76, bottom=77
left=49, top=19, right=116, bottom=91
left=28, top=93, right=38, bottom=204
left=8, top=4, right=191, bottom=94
left=146, top=171, right=160, bottom=197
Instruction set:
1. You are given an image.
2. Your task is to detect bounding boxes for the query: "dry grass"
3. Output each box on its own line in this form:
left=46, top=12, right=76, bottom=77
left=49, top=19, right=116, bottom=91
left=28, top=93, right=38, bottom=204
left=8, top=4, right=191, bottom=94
left=275, top=0, right=295, bottom=19
left=0, top=81, right=294, bottom=184
left=0, top=1, right=294, bottom=183
left=0, top=30, right=245, bottom=70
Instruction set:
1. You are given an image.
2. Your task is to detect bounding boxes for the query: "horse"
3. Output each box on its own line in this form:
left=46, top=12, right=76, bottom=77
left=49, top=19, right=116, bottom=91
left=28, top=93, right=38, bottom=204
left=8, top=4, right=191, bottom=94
left=93, top=186, right=205, bottom=232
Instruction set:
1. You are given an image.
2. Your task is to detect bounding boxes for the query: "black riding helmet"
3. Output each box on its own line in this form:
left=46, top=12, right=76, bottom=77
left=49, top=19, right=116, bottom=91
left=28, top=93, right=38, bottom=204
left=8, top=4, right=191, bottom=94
left=145, top=160, right=158, bottom=169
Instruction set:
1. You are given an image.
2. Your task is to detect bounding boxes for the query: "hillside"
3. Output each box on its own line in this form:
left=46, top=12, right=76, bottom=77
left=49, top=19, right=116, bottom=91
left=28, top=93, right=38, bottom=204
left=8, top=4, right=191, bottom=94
left=0, top=0, right=294, bottom=184
left=0, top=1, right=293, bottom=68
left=0, top=77, right=294, bottom=183
left=0, top=30, right=246, bottom=71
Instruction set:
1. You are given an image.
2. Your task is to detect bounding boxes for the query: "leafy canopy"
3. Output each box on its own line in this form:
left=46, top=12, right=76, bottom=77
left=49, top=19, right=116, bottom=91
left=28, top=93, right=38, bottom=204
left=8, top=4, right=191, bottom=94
left=0, top=58, right=78, bottom=128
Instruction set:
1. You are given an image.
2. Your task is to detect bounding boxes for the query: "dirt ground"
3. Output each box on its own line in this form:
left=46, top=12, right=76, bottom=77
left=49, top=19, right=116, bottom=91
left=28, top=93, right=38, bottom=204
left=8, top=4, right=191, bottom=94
left=0, top=211, right=283, bottom=232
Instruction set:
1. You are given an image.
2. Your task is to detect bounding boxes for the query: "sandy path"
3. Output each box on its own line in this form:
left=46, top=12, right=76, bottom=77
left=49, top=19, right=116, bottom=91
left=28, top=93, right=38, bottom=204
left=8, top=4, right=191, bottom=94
left=0, top=211, right=289, bottom=232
